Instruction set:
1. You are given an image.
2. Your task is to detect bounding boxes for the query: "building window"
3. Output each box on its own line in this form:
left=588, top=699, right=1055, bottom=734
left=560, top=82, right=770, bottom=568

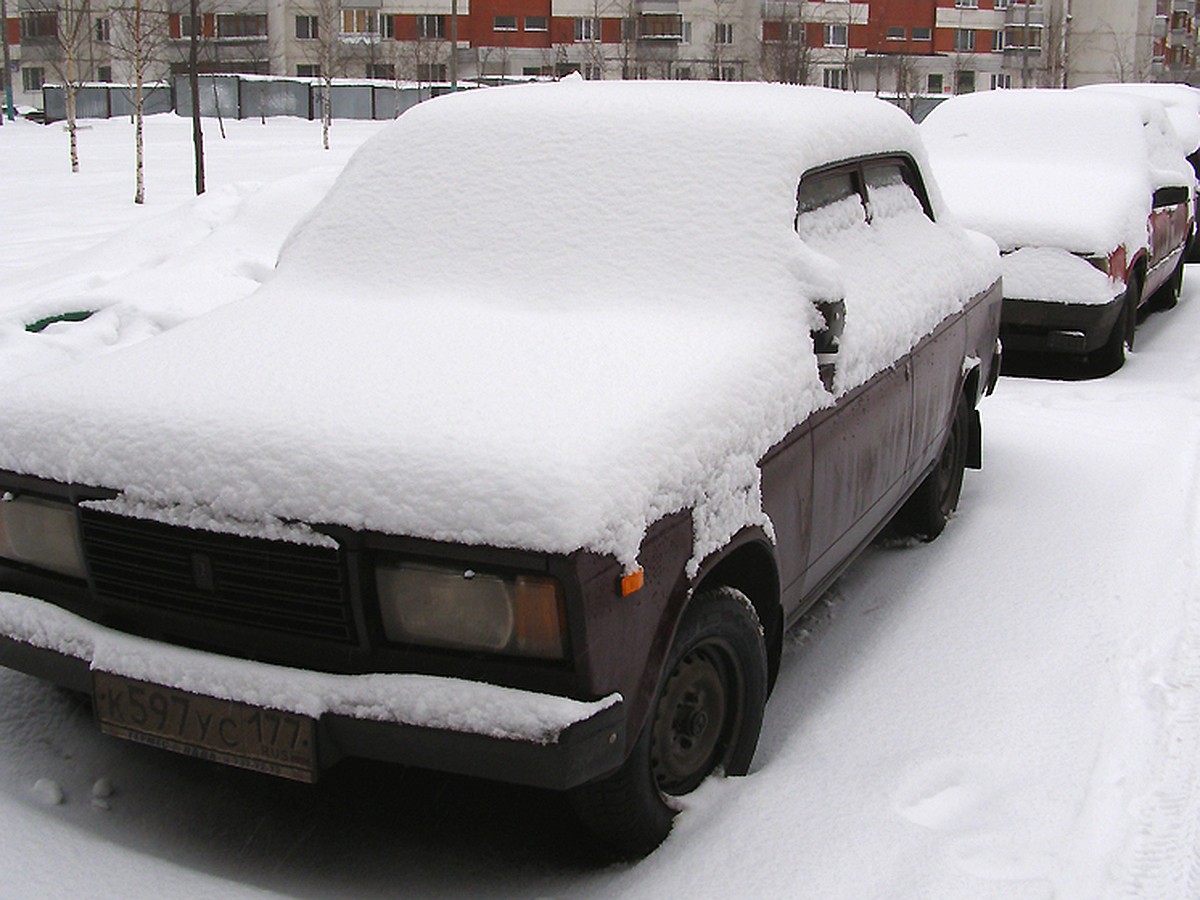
left=990, top=72, right=1011, bottom=88
left=714, top=21, right=733, bottom=44
left=992, top=29, right=1004, bottom=51
left=718, top=65, right=737, bottom=81
left=368, top=62, right=394, bottom=79
left=886, top=26, right=905, bottom=40
left=342, top=9, right=378, bottom=34
left=954, top=28, right=975, bottom=51
left=955, top=0, right=978, bottom=7
left=97, top=65, right=112, bottom=82
left=927, top=72, right=944, bottom=93
left=296, top=15, right=318, bottom=38
left=296, top=64, right=320, bottom=77
left=574, top=16, right=598, bottom=41
left=824, top=23, right=847, bottom=47
left=494, top=15, right=518, bottom=31
left=956, top=69, right=976, bottom=92
left=994, top=0, right=1008, bottom=8
left=95, top=18, right=110, bottom=42
left=417, top=62, right=447, bottom=81
left=180, top=14, right=203, bottom=37
left=912, top=26, right=931, bottom=41
left=525, top=15, right=547, bottom=31
left=681, top=20, right=693, bottom=43
left=674, top=65, right=691, bottom=79
left=823, top=67, right=848, bottom=89
left=381, top=14, right=394, bottom=38
left=217, top=14, right=267, bottom=37
left=1005, top=25, right=1042, bottom=49
left=640, top=14, right=683, bottom=40
left=416, top=14, right=445, bottom=38
left=22, top=67, right=45, bottom=91
left=20, top=12, right=56, bottom=38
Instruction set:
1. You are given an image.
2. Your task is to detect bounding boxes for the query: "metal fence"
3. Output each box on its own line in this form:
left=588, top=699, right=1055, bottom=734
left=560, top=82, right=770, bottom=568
left=42, top=83, right=174, bottom=123
left=42, top=75, right=434, bottom=123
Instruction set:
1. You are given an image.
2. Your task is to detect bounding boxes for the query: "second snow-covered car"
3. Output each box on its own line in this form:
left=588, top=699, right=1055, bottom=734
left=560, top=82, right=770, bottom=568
left=922, top=88, right=1194, bottom=373
left=0, top=81, right=1001, bottom=857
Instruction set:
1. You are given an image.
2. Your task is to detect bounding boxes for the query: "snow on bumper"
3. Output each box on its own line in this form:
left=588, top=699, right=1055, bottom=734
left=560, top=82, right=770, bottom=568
left=0, top=591, right=626, bottom=789
left=1000, top=247, right=1124, bottom=306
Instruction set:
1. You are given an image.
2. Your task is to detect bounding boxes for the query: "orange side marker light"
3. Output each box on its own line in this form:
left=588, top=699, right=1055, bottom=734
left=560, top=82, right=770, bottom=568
left=620, top=567, right=645, bottom=597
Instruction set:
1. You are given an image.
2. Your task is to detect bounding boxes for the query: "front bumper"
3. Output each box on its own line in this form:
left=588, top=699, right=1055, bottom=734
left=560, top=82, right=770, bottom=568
left=999, top=293, right=1124, bottom=355
left=0, top=591, right=626, bottom=790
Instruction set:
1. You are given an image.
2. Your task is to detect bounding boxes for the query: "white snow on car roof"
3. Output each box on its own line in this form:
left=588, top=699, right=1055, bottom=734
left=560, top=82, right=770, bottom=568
left=1076, top=82, right=1200, bottom=155
left=0, top=81, right=997, bottom=571
left=922, top=88, right=1192, bottom=255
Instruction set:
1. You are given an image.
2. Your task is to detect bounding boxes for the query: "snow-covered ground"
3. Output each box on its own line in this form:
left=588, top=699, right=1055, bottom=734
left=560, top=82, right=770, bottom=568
left=1, top=112, right=1199, bottom=898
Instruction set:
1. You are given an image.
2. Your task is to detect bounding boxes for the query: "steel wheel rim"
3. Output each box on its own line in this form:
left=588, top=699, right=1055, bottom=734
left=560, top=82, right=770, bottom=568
left=650, top=639, right=741, bottom=796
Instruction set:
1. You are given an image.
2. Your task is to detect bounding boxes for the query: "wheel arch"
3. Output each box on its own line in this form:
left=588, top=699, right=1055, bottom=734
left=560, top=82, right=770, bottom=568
left=690, top=531, right=783, bottom=693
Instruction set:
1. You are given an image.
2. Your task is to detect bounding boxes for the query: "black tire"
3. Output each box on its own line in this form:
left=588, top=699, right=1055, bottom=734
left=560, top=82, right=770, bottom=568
left=894, top=393, right=970, bottom=542
left=1151, top=255, right=1184, bottom=312
left=568, top=586, right=768, bottom=859
left=1093, top=277, right=1138, bottom=375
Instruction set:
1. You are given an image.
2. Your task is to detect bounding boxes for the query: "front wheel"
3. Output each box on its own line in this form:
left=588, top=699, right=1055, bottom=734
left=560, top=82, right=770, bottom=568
left=568, top=587, right=768, bottom=859
left=1093, top=277, right=1139, bottom=374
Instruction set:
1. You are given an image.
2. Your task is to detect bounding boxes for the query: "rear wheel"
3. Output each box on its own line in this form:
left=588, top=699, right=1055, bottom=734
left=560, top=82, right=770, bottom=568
left=1150, top=255, right=1184, bottom=312
left=894, top=394, right=970, bottom=542
left=568, top=586, right=768, bottom=859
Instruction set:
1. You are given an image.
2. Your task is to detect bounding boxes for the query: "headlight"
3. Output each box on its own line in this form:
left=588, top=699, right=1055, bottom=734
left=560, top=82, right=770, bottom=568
left=0, top=494, right=87, bottom=579
left=375, top=561, right=567, bottom=660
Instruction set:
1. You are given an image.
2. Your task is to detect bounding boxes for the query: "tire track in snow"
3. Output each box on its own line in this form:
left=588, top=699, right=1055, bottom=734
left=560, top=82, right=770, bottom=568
left=1112, top=385, right=1200, bottom=897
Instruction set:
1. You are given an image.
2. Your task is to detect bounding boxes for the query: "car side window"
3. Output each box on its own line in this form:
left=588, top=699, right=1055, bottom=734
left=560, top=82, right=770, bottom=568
left=863, top=161, right=929, bottom=222
left=1152, top=185, right=1189, bottom=209
left=864, top=158, right=936, bottom=224
left=795, top=169, right=866, bottom=239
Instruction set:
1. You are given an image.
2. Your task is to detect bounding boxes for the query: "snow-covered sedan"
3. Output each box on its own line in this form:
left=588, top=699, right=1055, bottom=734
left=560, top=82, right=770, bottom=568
left=0, top=81, right=1001, bottom=857
left=922, top=89, right=1194, bottom=373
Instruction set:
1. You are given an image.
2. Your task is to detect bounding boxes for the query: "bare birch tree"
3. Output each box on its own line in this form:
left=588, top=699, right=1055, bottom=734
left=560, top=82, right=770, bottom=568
left=760, top=1, right=812, bottom=84
left=40, top=0, right=94, bottom=171
left=313, top=0, right=342, bottom=148
left=109, top=0, right=169, bottom=202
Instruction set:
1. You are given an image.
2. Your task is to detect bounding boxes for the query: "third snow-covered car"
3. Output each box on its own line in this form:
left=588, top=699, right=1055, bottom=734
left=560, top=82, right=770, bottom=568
left=922, top=88, right=1194, bottom=373
left=0, top=81, right=1001, bottom=858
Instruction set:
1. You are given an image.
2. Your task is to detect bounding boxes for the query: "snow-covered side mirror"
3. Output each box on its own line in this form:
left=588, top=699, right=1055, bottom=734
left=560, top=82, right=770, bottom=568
left=812, top=297, right=845, bottom=392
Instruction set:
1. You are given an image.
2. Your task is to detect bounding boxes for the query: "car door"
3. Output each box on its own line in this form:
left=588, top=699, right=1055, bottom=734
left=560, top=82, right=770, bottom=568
left=860, top=158, right=966, bottom=473
left=791, top=161, right=914, bottom=599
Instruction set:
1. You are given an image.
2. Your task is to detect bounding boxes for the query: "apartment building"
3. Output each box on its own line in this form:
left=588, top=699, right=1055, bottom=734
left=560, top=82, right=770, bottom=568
left=2, top=0, right=1196, bottom=111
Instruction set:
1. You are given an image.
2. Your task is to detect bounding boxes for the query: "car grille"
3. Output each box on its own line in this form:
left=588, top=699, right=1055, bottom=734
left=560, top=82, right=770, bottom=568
left=79, top=509, right=356, bottom=644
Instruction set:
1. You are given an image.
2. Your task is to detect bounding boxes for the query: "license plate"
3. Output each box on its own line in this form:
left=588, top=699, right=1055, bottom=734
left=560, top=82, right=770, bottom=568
left=92, top=672, right=317, bottom=783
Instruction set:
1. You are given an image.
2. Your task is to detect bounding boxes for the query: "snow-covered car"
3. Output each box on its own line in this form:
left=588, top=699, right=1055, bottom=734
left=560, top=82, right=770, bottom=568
left=1076, top=82, right=1200, bottom=261
left=922, top=89, right=1195, bottom=373
left=0, top=81, right=1001, bottom=857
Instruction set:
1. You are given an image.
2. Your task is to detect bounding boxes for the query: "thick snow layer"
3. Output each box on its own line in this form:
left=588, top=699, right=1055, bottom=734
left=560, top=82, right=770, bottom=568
left=0, top=592, right=616, bottom=743
left=1000, top=247, right=1123, bottom=306
left=1076, top=82, right=1200, bottom=156
left=3, top=112, right=1200, bottom=897
left=922, top=89, right=1193, bottom=256
left=0, top=115, right=382, bottom=384
left=0, top=82, right=998, bottom=571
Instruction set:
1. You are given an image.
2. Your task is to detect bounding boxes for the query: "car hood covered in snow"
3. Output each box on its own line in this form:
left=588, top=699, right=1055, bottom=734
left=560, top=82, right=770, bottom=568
left=0, top=81, right=998, bottom=571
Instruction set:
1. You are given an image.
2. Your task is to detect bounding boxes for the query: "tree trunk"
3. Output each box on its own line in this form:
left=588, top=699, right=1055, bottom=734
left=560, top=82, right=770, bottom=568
left=133, top=0, right=144, bottom=203
left=189, top=0, right=205, bottom=194
left=66, top=38, right=79, bottom=173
